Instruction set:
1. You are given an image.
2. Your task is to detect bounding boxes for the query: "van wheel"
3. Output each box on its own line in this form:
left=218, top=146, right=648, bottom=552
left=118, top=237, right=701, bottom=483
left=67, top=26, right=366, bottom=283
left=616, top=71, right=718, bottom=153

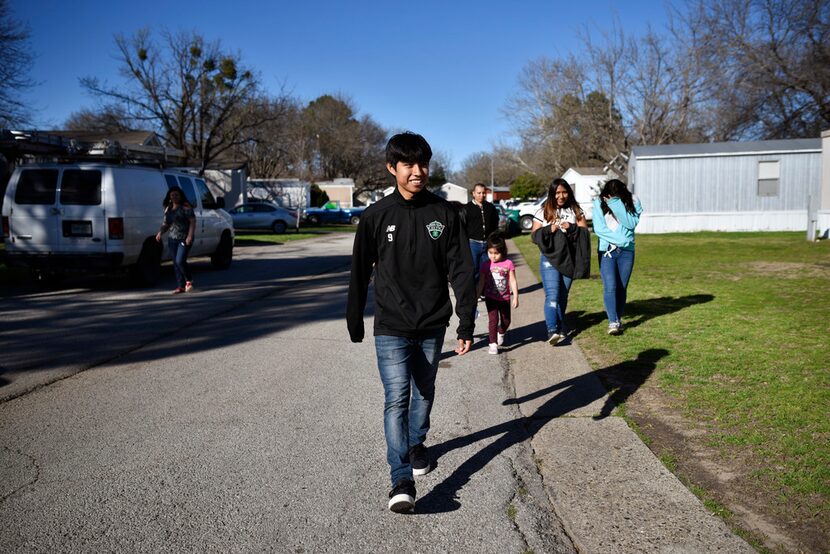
left=211, top=232, right=233, bottom=269
left=132, top=239, right=162, bottom=286
left=272, top=220, right=287, bottom=234
left=520, top=215, right=534, bottom=232
left=349, top=215, right=360, bottom=225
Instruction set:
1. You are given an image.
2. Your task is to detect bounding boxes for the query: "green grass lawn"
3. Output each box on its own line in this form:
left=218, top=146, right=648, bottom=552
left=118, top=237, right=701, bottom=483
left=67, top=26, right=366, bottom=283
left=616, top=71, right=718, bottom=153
left=514, top=231, right=830, bottom=528
left=233, top=224, right=356, bottom=246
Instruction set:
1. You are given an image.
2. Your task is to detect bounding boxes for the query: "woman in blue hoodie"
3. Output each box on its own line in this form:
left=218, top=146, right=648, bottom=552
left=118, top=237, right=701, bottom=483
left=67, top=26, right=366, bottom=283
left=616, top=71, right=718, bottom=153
left=592, top=179, right=642, bottom=335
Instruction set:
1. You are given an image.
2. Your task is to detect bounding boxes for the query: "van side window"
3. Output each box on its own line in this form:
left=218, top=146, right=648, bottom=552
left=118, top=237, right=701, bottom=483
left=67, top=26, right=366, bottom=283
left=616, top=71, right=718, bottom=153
left=15, top=169, right=59, bottom=205
left=194, top=178, right=218, bottom=209
left=175, top=176, right=198, bottom=207
left=60, top=170, right=102, bottom=205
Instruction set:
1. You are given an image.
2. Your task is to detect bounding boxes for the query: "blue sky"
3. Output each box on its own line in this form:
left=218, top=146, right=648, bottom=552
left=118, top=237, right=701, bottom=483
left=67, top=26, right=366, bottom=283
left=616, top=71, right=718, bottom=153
left=15, top=0, right=669, bottom=170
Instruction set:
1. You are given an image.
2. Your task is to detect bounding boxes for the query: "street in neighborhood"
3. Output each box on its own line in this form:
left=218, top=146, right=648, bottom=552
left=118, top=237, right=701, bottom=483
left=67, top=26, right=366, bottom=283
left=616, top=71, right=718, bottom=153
left=0, top=235, right=751, bottom=552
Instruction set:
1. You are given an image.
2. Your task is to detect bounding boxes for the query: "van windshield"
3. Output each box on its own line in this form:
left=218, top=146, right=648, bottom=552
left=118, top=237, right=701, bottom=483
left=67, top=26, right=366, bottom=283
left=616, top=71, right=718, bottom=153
left=15, top=169, right=59, bottom=205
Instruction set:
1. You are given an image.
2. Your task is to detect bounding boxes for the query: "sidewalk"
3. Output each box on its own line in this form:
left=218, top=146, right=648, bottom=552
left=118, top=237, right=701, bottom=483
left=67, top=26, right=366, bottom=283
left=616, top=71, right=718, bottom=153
left=503, top=240, right=753, bottom=553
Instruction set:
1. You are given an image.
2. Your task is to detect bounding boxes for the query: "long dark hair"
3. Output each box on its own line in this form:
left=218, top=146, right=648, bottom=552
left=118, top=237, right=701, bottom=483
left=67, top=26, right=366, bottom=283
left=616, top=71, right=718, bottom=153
left=600, top=179, right=636, bottom=216
left=163, top=185, right=191, bottom=209
left=543, top=178, right=582, bottom=223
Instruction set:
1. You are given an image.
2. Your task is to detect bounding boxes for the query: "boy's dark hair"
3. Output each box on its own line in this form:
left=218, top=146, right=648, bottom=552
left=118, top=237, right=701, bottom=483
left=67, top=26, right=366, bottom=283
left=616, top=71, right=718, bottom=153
left=486, top=232, right=507, bottom=257
left=386, top=132, right=432, bottom=166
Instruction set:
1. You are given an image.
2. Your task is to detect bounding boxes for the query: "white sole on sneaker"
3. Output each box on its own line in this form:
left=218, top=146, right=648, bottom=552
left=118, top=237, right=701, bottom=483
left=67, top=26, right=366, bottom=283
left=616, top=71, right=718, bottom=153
left=388, top=493, right=415, bottom=513
left=547, top=333, right=562, bottom=345
left=412, top=465, right=432, bottom=476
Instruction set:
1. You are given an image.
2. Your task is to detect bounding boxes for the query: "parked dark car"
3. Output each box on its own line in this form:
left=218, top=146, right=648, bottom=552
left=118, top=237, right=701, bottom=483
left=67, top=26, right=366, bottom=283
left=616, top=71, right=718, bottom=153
left=228, top=202, right=298, bottom=234
left=303, top=202, right=365, bottom=225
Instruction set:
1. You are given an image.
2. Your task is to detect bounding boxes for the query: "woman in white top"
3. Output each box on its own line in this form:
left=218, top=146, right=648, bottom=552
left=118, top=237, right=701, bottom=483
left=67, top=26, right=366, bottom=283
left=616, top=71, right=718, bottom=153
left=530, top=178, right=588, bottom=345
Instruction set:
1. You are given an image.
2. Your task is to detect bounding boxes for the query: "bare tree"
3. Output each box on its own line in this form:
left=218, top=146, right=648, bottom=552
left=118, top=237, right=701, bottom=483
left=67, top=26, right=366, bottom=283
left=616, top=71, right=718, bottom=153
left=620, top=29, right=709, bottom=145
left=429, top=150, right=455, bottom=188
left=81, top=29, right=272, bottom=173
left=300, top=94, right=389, bottom=195
left=235, top=95, right=301, bottom=178
left=679, top=0, right=830, bottom=139
left=0, top=0, right=34, bottom=127
left=459, top=147, right=530, bottom=188
left=64, top=105, right=135, bottom=133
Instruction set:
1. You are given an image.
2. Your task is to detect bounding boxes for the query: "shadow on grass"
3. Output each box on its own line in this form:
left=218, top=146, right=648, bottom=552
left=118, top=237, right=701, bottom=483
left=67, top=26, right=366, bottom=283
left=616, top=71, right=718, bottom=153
left=569, top=294, right=715, bottom=337
left=417, top=348, right=668, bottom=514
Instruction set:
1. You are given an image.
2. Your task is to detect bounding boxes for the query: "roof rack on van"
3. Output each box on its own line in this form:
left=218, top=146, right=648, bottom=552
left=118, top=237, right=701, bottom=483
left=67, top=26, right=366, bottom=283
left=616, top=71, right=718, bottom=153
left=0, top=129, right=187, bottom=167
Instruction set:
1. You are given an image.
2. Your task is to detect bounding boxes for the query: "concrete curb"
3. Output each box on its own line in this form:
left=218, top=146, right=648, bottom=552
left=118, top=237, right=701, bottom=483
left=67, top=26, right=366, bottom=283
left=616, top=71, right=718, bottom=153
left=503, top=239, right=753, bottom=553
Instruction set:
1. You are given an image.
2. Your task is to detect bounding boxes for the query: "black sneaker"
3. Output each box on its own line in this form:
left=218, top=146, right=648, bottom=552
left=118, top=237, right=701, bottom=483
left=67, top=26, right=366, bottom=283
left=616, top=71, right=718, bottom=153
left=409, top=443, right=432, bottom=476
left=388, top=479, right=416, bottom=513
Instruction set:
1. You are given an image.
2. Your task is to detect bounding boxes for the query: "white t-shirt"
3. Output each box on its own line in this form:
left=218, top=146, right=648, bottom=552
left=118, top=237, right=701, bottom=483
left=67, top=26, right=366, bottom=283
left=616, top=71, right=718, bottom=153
left=534, top=206, right=577, bottom=227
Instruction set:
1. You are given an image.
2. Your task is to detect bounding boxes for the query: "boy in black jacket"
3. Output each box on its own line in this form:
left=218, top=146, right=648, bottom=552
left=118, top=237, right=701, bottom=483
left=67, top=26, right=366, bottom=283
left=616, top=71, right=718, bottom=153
left=347, top=132, right=476, bottom=513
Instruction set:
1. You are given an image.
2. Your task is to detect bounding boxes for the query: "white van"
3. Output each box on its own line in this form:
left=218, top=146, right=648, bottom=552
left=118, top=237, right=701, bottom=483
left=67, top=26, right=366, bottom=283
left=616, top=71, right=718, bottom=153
left=1, top=163, right=234, bottom=285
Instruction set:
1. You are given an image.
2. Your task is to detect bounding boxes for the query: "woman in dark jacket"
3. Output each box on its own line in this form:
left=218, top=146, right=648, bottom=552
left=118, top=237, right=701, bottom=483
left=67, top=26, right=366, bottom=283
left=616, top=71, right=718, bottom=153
left=531, top=179, right=588, bottom=345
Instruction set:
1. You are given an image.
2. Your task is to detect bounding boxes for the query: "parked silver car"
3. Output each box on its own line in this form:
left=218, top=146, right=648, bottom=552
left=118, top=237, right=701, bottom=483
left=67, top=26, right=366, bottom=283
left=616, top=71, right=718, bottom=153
left=228, top=202, right=297, bottom=234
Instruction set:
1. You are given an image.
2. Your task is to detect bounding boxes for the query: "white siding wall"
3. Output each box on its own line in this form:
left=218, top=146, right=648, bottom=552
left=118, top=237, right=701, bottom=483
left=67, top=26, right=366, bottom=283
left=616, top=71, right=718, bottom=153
left=632, top=151, right=822, bottom=233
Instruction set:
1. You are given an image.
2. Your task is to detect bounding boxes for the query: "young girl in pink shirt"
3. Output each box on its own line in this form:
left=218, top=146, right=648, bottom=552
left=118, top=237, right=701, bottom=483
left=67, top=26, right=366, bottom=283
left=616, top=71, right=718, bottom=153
left=476, top=233, right=519, bottom=354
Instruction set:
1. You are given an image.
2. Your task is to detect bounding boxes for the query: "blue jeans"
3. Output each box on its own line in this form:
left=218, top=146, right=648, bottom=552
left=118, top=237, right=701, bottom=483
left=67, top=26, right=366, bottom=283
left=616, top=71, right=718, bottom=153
left=168, top=238, right=192, bottom=288
left=599, top=247, right=635, bottom=324
left=540, top=258, right=573, bottom=335
left=374, top=329, right=446, bottom=486
left=469, top=239, right=487, bottom=284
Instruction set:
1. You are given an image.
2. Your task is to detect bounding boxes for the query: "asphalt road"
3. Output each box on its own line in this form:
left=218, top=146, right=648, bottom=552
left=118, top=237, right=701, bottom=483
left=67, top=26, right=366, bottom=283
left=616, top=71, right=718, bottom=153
left=0, top=234, right=574, bottom=553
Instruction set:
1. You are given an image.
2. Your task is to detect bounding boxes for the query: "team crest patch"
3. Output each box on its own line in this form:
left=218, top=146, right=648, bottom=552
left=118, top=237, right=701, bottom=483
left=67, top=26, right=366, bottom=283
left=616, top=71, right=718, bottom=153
left=426, top=221, right=445, bottom=240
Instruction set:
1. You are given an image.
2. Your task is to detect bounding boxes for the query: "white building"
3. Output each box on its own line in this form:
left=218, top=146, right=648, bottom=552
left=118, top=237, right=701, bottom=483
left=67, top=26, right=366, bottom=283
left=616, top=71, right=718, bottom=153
left=316, top=178, right=356, bottom=207
left=561, top=167, right=615, bottom=220
left=629, top=135, right=830, bottom=235
left=246, top=178, right=311, bottom=210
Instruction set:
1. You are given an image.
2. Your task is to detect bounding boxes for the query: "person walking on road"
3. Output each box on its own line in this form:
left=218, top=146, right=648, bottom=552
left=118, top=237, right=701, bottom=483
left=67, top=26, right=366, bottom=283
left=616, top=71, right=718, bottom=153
left=463, top=183, right=500, bottom=285
left=156, top=185, right=196, bottom=294
left=531, top=179, right=589, bottom=345
left=476, top=233, right=519, bottom=354
left=592, top=179, right=643, bottom=335
left=347, top=132, right=476, bottom=514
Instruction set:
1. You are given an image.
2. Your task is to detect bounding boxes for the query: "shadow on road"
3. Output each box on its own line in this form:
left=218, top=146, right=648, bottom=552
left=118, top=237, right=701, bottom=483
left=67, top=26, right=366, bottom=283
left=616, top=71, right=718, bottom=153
left=0, top=252, right=366, bottom=387
left=416, top=348, right=668, bottom=514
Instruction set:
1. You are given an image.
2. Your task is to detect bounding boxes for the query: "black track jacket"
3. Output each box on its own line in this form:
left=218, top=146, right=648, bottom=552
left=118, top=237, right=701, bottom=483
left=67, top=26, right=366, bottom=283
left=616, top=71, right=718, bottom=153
left=347, top=188, right=476, bottom=343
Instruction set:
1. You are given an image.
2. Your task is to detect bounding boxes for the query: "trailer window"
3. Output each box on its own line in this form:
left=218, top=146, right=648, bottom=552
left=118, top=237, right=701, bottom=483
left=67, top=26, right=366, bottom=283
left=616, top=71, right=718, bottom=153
left=15, top=169, right=59, bottom=205
left=758, top=161, right=779, bottom=197
left=60, top=170, right=102, bottom=205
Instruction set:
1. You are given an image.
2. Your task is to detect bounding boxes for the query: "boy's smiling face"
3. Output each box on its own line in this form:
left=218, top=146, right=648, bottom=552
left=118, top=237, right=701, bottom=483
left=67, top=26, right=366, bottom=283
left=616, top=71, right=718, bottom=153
left=388, top=161, right=429, bottom=199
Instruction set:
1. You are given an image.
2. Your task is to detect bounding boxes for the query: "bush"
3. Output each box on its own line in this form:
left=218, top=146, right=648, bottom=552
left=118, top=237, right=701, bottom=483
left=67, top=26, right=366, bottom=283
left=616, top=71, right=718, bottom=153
left=510, top=173, right=546, bottom=201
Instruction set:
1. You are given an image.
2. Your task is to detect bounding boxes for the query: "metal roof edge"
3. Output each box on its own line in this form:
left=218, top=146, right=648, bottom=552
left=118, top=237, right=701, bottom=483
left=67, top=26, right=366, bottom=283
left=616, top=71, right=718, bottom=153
left=633, top=138, right=822, bottom=159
